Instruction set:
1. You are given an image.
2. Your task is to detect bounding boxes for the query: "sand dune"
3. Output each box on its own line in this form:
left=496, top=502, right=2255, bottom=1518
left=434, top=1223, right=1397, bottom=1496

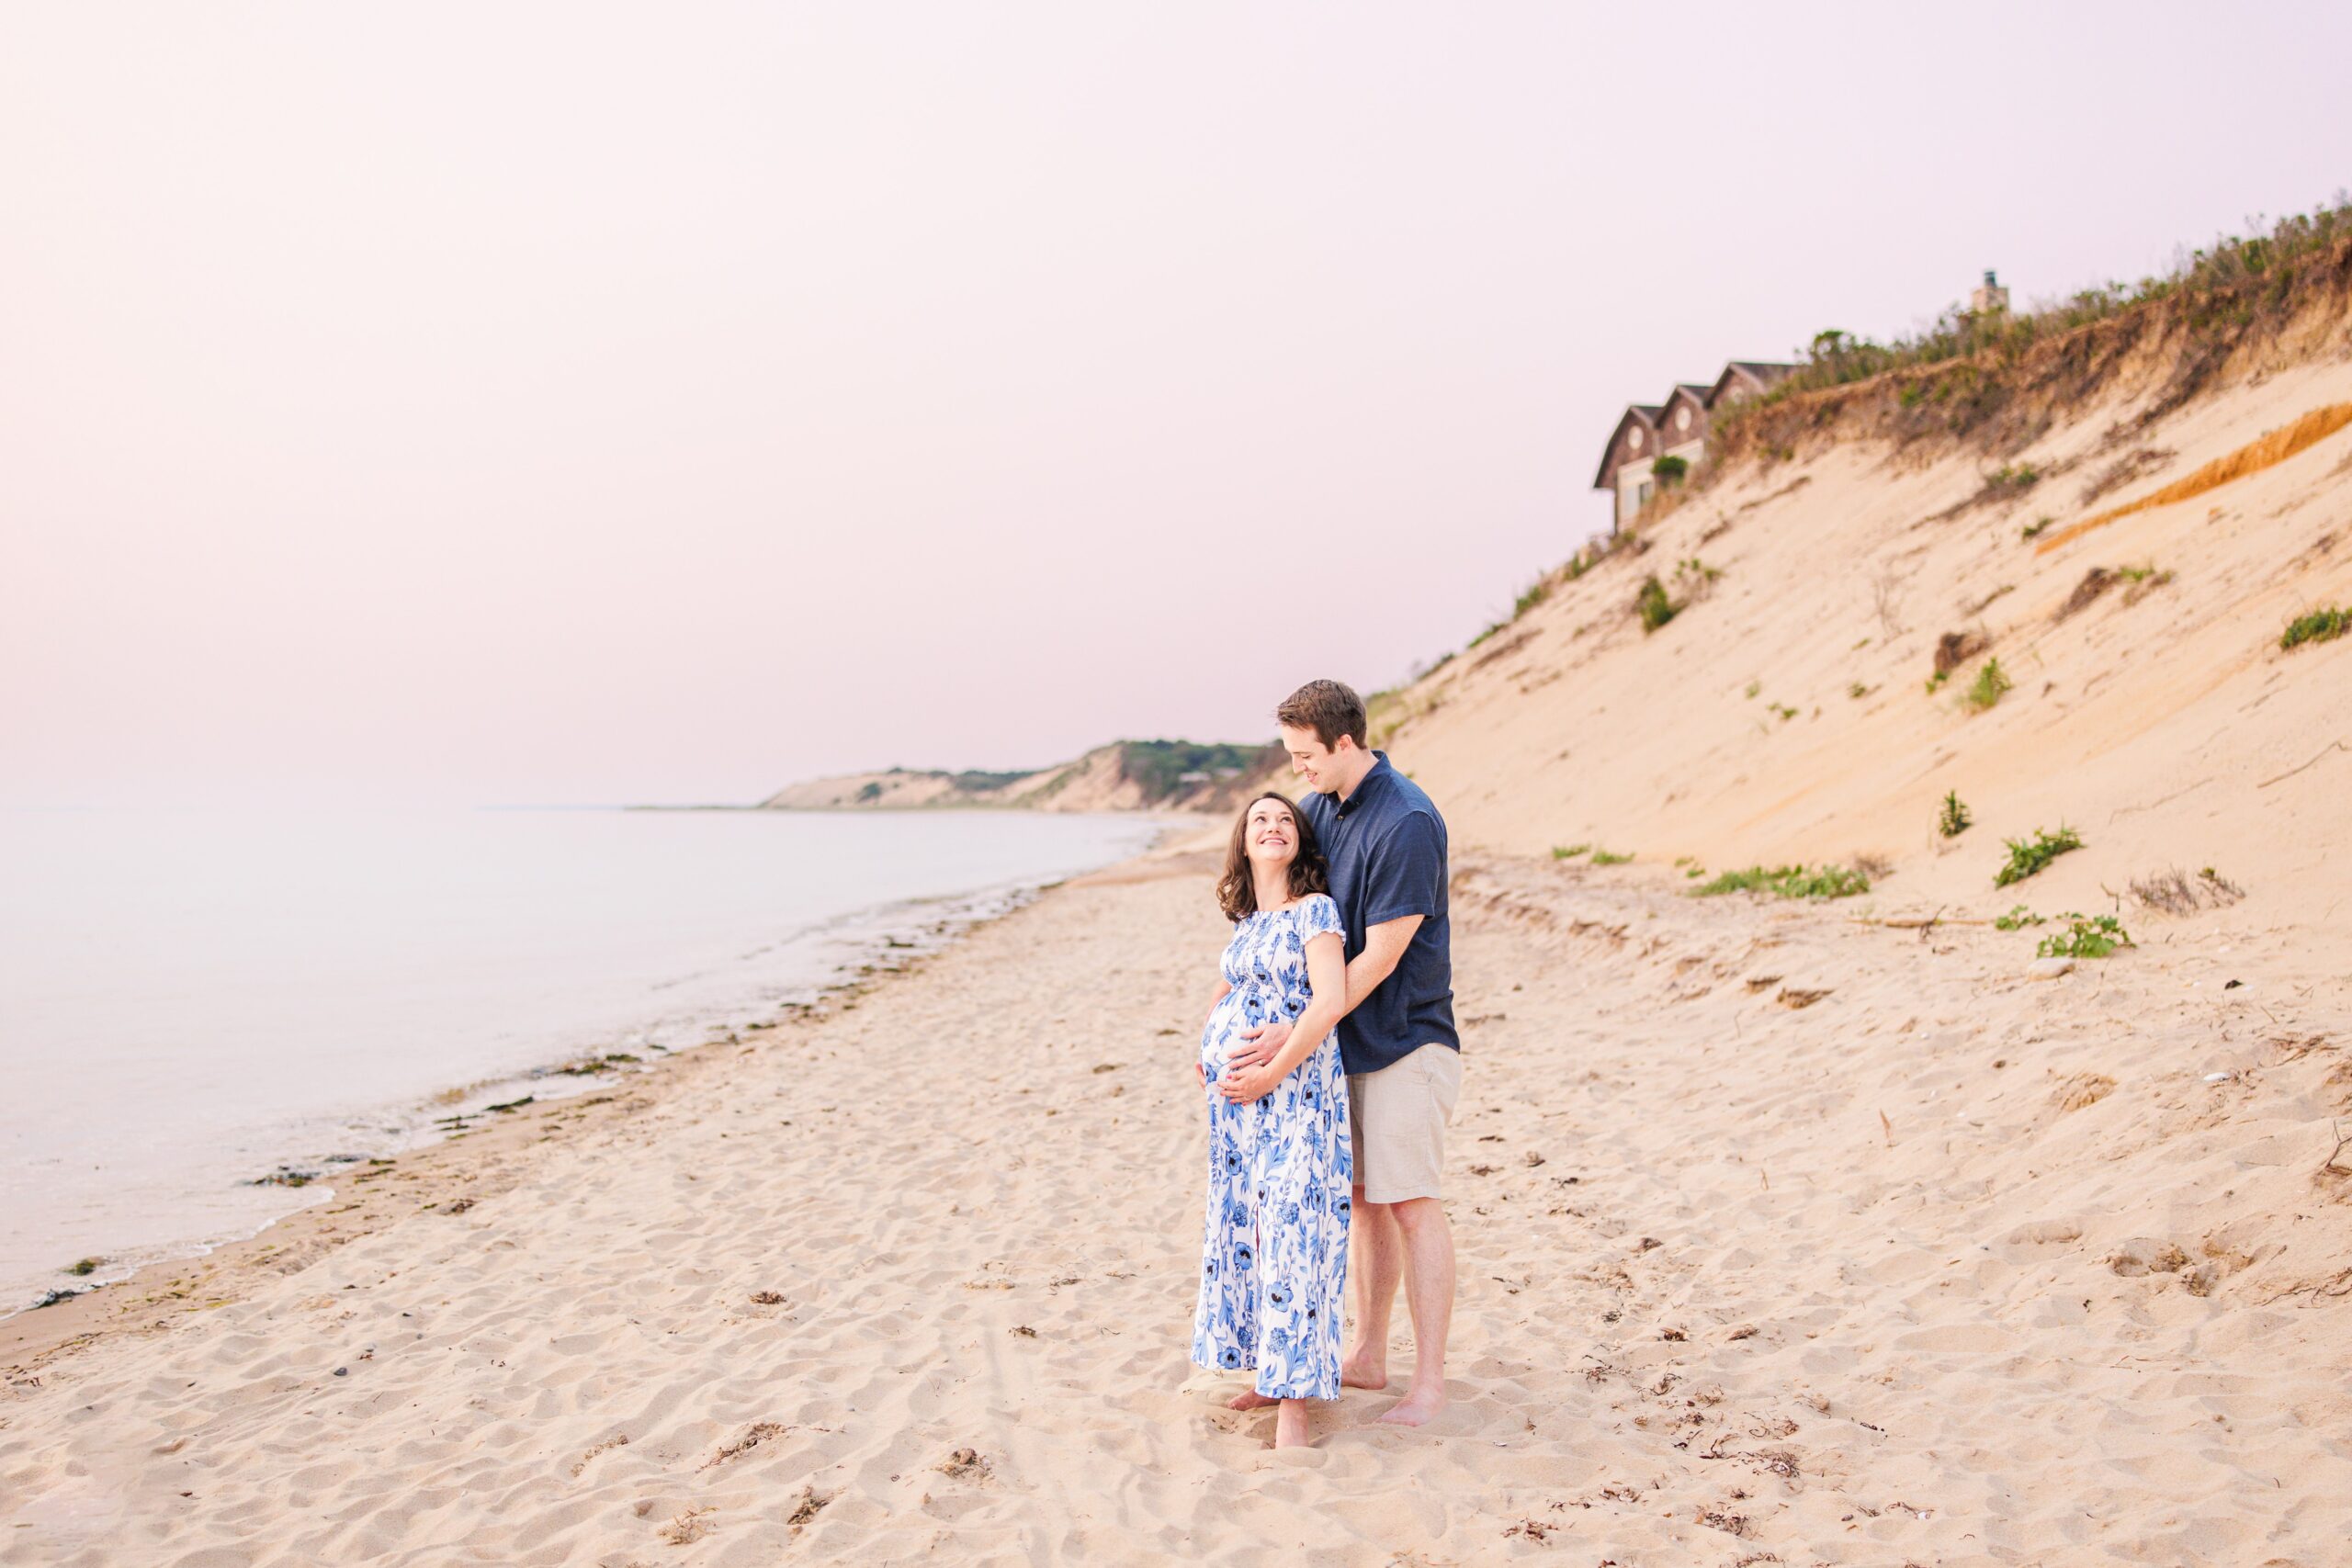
left=5, top=848, right=2347, bottom=1565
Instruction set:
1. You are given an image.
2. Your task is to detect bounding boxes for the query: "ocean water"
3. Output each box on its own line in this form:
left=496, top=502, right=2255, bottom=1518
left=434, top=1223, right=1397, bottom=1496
left=0, top=807, right=1164, bottom=1314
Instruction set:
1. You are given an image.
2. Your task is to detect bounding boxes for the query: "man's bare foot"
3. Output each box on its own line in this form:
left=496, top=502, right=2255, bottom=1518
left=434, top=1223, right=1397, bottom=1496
left=1377, top=1384, right=1447, bottom=1427
left=1340, top=1351, right=1387, bottom=1390
left=1226, top=1389, right=1277, bottom=1411
left=1273, top=1399, right=1313, bottom=1449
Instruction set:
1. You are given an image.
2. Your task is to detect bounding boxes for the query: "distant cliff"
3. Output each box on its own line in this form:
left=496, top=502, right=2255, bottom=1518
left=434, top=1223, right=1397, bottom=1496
left=761, top=739, right=1285, bottom=815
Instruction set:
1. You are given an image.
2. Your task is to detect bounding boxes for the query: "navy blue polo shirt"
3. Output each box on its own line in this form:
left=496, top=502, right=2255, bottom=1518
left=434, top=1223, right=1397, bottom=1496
left=1299, top=753, right=1458, bottom=1076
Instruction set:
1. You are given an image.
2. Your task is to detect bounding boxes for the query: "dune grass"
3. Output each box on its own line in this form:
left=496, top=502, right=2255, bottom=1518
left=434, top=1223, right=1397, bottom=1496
left=2281, top=606, right=2347, bottom=651
left=1690, top=863, right=1870, bottom=900
left=1995, top=826, right=2083, bottom=887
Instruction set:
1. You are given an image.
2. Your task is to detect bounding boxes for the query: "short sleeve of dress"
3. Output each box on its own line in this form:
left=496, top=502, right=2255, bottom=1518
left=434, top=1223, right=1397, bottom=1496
left=1297, top=893, right=1344, bottom=943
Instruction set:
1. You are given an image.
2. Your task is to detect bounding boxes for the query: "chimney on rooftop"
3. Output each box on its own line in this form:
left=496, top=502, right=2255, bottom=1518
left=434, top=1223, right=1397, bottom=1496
left=1970, top=269, right=2010, bottom=315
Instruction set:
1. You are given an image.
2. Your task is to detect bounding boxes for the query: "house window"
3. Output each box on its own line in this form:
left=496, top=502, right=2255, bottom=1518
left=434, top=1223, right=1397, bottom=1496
left=1637, top=480, right=1654, bottom=508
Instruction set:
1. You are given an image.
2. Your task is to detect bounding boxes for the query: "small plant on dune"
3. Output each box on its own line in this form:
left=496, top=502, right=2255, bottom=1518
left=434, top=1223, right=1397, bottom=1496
left=1513, top=576, right=1552, bottom=619
left=1988, top=463, right=2040, bottom=492
left=2280, top=606, right=2348, bottom=650
left=1962, top=659, right=2013, bottom=713
left=2130, top=866, right=2245, bottom=914
left=1744, top=680, right=1761, bottom=699
left=1589, top=848, right=1634, bottom=865
left=1848, top=681, right=1872, bottom=700
left=2021, top=515, right=2054, bottom=541
left=1938, top=790, right=1973, bottom=839
left=1995, top=825, right=2083, bottom=887
left=1993, top=904, right=2044, bottom=931
left=1635, top=575, right=1677, bottom=633
left=1769, top=703, right=1799, bottom=722
left=2118, top=563, right=2175, bottom=605
left=1551, top=843, right=1590, bottom=860
left=2038, top=913, right=2133, bottom=959
left=1691, top=864, right=1871, bottom=900
left=1924, top=669, right=1950, bottom=695
left=64, top=1257, right=101, bottom=1276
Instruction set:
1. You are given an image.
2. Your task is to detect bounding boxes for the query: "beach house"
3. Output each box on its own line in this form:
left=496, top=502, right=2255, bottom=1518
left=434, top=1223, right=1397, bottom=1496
left=1592, top=361, right=1800, bottom=530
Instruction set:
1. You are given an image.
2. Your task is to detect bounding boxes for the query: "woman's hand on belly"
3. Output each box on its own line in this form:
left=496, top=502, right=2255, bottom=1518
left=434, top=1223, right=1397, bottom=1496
left=1217, top=1055, right=1285, bottom=1105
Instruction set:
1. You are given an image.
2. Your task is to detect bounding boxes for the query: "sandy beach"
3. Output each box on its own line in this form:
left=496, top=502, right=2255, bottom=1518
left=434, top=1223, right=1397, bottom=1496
left=6, top=841, right=2346, bottom=1566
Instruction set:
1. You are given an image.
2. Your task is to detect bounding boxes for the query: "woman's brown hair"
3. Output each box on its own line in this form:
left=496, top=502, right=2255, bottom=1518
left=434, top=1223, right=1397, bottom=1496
left=1216, top=791, right=1330, bottom=922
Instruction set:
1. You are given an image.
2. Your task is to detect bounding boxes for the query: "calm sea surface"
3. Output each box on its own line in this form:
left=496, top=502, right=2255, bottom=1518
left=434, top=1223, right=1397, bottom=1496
left=0, top=807, right=1163, bottom=1313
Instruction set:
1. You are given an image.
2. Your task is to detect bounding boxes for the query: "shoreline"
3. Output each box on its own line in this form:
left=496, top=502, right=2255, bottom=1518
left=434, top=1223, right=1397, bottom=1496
left=1, top=824, right=1203, bottom=1361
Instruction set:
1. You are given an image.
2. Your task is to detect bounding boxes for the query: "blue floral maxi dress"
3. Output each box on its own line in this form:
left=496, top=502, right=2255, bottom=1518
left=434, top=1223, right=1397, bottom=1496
left=1190, top=894, right=1352, bottom=1399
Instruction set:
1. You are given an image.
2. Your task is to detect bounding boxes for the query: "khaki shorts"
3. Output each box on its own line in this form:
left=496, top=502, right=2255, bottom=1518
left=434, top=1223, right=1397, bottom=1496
left=1347, top=1043, right=1462, bottom=1205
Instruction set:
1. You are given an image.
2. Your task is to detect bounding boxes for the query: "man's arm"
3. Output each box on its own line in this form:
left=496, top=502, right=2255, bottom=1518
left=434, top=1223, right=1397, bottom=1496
left=1230, top=913, right=1419, bottom=1067
left=1342, top=913, right=1421, bottom=1016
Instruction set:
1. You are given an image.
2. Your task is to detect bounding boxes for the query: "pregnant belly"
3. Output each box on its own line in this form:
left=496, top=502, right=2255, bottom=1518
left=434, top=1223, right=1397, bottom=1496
left=1201, top=987, right=1291, bottom=1063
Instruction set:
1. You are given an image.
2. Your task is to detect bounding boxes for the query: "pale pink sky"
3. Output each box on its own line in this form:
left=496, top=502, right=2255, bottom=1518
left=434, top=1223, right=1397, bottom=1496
left=6, top=3, right=2347, bottom=807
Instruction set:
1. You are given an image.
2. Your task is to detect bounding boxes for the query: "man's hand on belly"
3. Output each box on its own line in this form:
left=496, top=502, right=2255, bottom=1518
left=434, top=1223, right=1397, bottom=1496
left=1228, top=1019, right=1292, bottom=1071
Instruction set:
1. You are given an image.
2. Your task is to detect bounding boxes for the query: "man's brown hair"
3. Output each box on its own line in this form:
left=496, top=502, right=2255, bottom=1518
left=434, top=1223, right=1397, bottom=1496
left=1274, top=679, right=1368, bottom=750
left=1216, top=793, right=1330, bottom=922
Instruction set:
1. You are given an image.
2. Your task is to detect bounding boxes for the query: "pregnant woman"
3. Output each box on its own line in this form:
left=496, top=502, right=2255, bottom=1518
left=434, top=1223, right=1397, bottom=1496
left=1190, top=791, right=1351, bottom=1449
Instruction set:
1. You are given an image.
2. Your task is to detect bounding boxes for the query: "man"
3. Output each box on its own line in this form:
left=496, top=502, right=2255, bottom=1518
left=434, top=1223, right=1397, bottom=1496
left=1229, top=677, right=1460, bottom=1427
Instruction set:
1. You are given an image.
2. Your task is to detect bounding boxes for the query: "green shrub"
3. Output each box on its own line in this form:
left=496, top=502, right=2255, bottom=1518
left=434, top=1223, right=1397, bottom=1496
left=1938, top=790, right=1972, bottom=839
left=2281, top=606, right=2348, bottom=650
left=1924, top=669, right=1950, bottom=694
left=65, top=1258, right=101, bottom=1276
left=1513, top=578, right=1551, bottom=618
left=2021, top=515, right=2054, bottom=540
left=1115, top=740, right=1283, bottom=804
left=1652, top=454, right=1689, bottom=484
left=1995, top=825, right=2083, bottom=886
left=1849, top=681, right=1872, bottom=699
left=2038, top=913, right=2133, bottom=959
left=1551, top=843, right=1590, bottom=860
left=1744, top=680, right=1761, bottom=699
left=1962, top=658, right=2013, bottom=712
left=1987, top=464, right=2040, bottom=491
left=1691, top=864, right=1871, bottom=900
left=1993, top=904, right=2043, bottom=931
left=1635, top=575, right=1677, bottom=633
left=1589, top=848, right=1633, bottom=865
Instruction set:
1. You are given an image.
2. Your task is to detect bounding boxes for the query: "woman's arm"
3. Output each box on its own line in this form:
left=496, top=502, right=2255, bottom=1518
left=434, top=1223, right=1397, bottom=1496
left=1219, top=933, right=1345, bottom=1103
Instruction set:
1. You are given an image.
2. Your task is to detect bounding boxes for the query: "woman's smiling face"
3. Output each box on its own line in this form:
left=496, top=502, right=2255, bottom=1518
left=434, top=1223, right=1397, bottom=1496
left=1244, top=796, right=1298, bottom=870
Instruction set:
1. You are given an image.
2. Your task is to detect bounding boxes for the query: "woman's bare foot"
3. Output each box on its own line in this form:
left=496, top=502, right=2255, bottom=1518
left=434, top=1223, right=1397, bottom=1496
left=1376, top=1383, right=1447, bottom=1427
left=1226, top=1389, right=1277, bottom=1411
left=1273, top=1398, right=1314, bottom=1449
left=1340, top=1351, right=1387, bottom=1391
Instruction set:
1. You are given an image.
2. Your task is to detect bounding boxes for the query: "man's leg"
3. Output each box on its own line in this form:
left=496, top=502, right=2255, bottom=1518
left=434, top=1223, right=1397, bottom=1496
left=1378, top=1195, right=1454, bottom=1425
left=1342, top=1189, right=1400, bottom=1388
